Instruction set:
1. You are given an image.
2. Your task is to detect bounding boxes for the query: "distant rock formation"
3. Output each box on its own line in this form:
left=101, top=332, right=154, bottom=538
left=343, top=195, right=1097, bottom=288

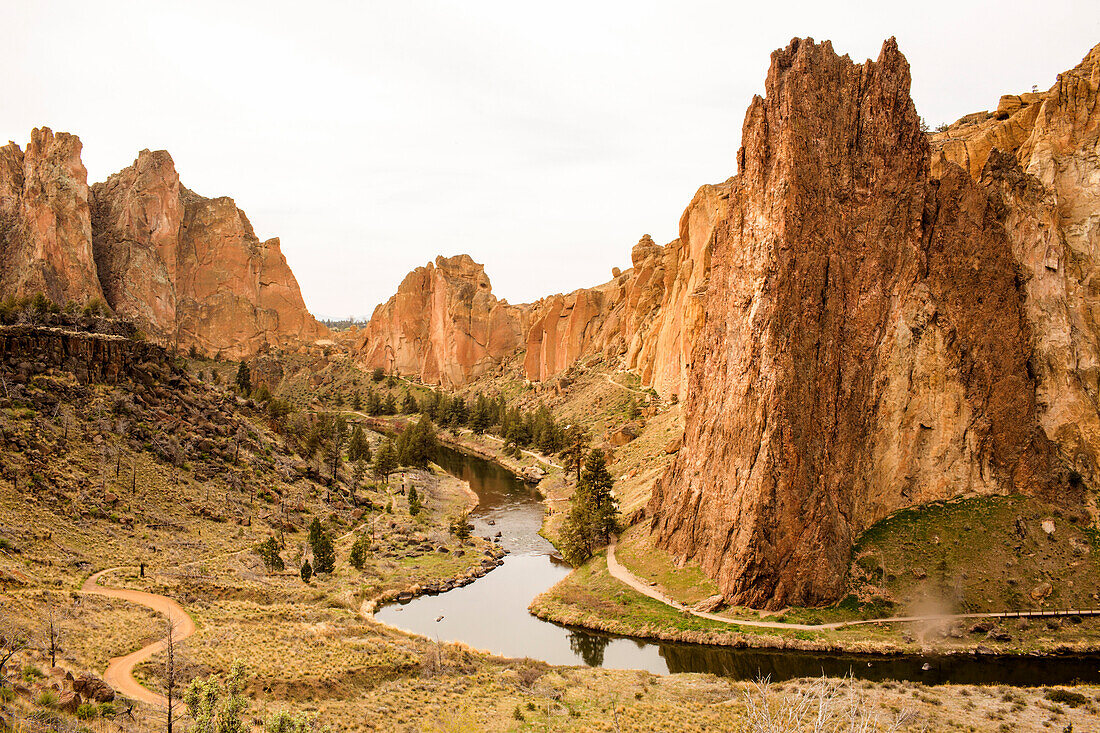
left=648, top=37, right=1083, bottom=609
left=0, top=131, right=325, bottom=358
left=0, top=128, right=100, bottom=305
left=351, top=254, right=526, bottom=387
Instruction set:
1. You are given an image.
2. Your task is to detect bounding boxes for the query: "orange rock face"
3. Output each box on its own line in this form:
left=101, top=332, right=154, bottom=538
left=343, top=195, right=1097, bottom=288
left=1, top=134, right=324, bottom=358
left=352, top=255, right=526, bottom=387
left=0, top=128, right=101, bottom=304
left=648, top=38, right=1078, bottom=609
left=90, top=149, right=326, bottom=357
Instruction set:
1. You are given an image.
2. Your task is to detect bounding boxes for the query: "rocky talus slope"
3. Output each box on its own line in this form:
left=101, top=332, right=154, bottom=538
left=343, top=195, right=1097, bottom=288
left=648, top=38, right=1097, bottom=609
left=0, top=133, right=325, bottom=357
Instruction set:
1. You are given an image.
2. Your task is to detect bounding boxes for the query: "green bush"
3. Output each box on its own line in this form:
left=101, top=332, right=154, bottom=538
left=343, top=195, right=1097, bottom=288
left=0, top=686, right=14, bottom=702
left=76, top=702, right=99, bottom=720
left=22, top=664, right=44, bottom=683
left=98, top=702, right=116, bottom=717
left=1045, top=688, right=1088, bottom=707
left=37, top=689, right=58, bottom=708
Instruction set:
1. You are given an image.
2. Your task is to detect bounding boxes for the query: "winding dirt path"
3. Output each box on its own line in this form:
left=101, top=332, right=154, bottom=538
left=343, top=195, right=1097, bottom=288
left=606, top=541, right=1100, bottom=631
left=80, top=568, right=195, bottom=708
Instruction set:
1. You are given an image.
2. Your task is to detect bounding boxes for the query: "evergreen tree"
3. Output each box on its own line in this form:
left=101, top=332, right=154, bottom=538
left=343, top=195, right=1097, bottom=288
left=560, top=448, right=619, bottom=566
left=395, top=415, right=436, bottom=468
left=347, top=426, right=371, bottom=462
left=366, top=389, right=383, bottom=416
left=312, top=531, right=336, bottom=574
left=470, top=394, right=491, bottom=435
left=373, top=439, right=399, bottom=482
left=401, top=391, right=419, bottom=414
left=561, top=424, right=591, bottom=484
left=255, top=536, right=284, bottom=573
left=382, top=393, right=397, bottom=415
left=349, top=533, right=370, bottom=570
left=407, top=486, right=421, bottom=516
left=300, top=559, right=313, bottom=582
left=308, top=517, right=323, bottom=549
left=235, top=362, right=252, bottom=395
left=351, top=391, right=362, bottom=411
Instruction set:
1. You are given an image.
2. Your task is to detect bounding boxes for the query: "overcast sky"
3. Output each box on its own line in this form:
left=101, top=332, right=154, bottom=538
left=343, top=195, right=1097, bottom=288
left=3, top=1, right=1097, bottom=319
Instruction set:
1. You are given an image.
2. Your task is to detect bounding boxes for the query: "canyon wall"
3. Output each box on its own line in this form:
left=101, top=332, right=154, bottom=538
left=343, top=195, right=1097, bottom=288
left=351, top=254, right=527, bottom=387
left=647, top=37, right=1082, bottom=609
left=0, top=128, right=101, bottom=305
left=0, top=132, right=325, bottom=358
left=362, top=195, right=722, bottom=398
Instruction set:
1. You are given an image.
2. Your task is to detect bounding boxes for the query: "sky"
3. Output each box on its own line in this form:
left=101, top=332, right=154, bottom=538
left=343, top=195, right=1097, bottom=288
left=3, top=1, right=1097, bottom=319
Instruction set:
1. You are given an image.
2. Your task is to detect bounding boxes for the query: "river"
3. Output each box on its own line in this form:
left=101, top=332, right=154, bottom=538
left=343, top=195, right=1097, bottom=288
left=375, top=444, right=1100, bottom=685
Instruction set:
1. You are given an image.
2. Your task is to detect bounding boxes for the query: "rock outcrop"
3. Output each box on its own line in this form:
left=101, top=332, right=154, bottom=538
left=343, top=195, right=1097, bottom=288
left=352, top=255, right=526, bottom=387
left=933, top=43, right=1100, bottom=491
left=0, top=128, right=101, bottom=304
left=0, top=132, right=325, bottom=358
left=92, top=150, right=327, bottom=358
left=648, top=38, right=1080, bottom=609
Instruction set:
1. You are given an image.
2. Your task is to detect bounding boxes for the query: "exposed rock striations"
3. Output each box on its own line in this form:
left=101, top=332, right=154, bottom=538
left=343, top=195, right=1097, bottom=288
left=352, top=254, right=527, bottom=387
left=0, top=128, right=101, bottom=305
left=647, top=38, right=1079, bottom=609
left=0, top=133, right=325, bottom=358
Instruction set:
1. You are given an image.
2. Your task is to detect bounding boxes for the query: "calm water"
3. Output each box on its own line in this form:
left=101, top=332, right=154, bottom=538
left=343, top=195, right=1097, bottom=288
left=375, top=445, right=1100, bottom=685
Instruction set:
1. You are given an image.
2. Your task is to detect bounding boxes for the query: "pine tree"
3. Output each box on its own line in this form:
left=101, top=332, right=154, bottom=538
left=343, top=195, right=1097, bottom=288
left=312, top=531, right=336, bottom=574
left=395, top=416, right=436, bottom=468
left=373, top=439, right=399, bottom=482
left=401, top=391, right=419, bottom=414
left=560, top=448, right=619, bottom=566
left=255, top=536, right=284, bottom=573
left=308, top=517, right=323, bottom=549
left=347, top=426, right=371, bottom=462
left=300, top=559, right=313, bottom=582
left=382, top=393, right=397, bottom=415
left=408, top=486, right=421, bottom=516
left=349, top=533, right=370, bottom=570
left=470, top=394, right=491, bottom=435
left=235, top=362, right=251, bottom=395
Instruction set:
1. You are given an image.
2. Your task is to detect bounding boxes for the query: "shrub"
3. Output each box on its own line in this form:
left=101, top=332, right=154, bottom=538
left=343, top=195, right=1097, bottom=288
left=22, top=664, right=44, bottom=683
left=98, top=702, right=116, bottom=717
left=1045, top=688, right=1088, bottom=708
left=76, top=702, right=98, bottom=720
left=0, top=686, right=14, bottom=702
left=300, top=559, right=313, bottom=582
left=37, top=689, right=58, bottom=708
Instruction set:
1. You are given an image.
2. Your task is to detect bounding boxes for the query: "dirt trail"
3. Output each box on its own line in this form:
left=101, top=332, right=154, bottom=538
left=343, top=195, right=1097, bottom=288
left=606, top=542, right=1100, bottom=632
left=81, top=568, right=195, bottom=708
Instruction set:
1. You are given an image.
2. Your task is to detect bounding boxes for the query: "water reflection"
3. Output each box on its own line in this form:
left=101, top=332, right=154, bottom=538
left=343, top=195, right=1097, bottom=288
left=569, top=629, right=610, bottom=667
left=374, top=444, right=1100, bottom=686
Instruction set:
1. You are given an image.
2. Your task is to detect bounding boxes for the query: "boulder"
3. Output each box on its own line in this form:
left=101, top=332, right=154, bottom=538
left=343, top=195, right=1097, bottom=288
left=57, top=690, right=81, bottom=713
left=520, top=465, right=545, bottom=483
left=73, top=672, right=114, bottom=702
left=691, top=594, right=726, bottom=613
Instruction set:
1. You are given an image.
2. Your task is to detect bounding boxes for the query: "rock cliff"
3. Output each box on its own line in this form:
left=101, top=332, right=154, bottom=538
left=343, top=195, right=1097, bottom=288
left=0, top=133, right=325, bottom=358
left=0, top=128, right=101, bottom=304
left=647, top=37, right=1081, bottom=609
left=351, top=254, right=526, bottom=387
left=92, top=150, right=327, bottom=358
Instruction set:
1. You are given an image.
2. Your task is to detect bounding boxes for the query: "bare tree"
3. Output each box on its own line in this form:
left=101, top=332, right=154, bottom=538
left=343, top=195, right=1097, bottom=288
left=44, top=607, right=61, bottom=668
left=164, top=613, right=179, bottom=733
left=0, top=619, right=30, bottom=683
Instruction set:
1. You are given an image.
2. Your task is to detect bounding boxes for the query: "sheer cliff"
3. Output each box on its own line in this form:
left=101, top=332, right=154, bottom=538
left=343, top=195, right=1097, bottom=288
left=0, top=132, right=325, bottom=357
left=648, top=38, right=1090, bottom=609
